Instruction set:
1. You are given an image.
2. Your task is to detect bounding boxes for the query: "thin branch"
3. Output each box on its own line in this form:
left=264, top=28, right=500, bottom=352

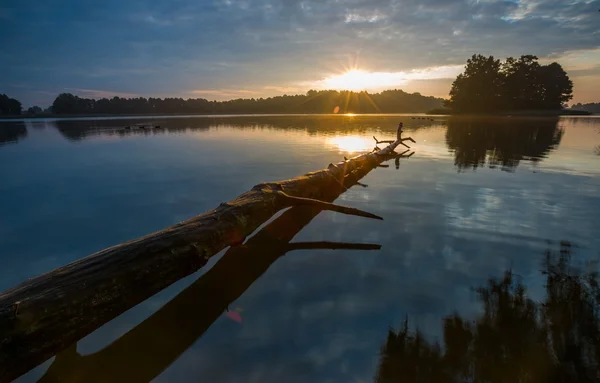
left=373, top=136, right=394, bottom=144
left=277, top=192, right=383, bottom=220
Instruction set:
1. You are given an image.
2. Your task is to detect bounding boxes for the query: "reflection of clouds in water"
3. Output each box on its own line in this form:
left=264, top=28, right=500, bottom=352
left=156, top=155, right=600, bottom=382
left=442, top=245, right=470, bottom=272
left=8, top=117, right=600, bottom=382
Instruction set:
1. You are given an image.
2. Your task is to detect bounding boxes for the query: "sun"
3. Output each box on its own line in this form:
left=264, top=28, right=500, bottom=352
left=321, top=70, right=374, bottom=91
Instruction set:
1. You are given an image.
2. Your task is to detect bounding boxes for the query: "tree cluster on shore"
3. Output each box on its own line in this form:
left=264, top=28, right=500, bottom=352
left=445, top=55, right=573, bottom=113
left=0, top=94, right=22, bottom=115
left=571, top=102, right=600, bottom=114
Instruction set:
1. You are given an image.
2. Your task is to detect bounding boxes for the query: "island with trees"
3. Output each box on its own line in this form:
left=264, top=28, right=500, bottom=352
left=439, top=54, right=590, bottom=115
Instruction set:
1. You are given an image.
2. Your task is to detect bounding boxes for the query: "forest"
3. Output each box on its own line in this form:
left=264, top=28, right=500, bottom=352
left=2, top=89, right=444, bottom=116
left=571, top=103, right=600, bottom=114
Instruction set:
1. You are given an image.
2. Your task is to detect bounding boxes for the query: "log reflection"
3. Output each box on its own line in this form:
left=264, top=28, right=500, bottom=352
left=39, top=151, right=411, bottom=383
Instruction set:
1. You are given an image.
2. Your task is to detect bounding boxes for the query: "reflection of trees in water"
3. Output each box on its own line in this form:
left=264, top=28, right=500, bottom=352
left=51, top=116, right=430, bottom=141
left=594, top=129, right=600, bottom=156
left=53, top=120, right=212, bottom=141
left=0, top=123, right=27, bottom=146
left=445, top=117, right=564, bottom=172
left=376, top=241, right=600, bottom=382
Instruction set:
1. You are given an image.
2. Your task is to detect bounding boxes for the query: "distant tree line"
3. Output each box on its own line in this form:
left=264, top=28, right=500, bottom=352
left=26, top=106, right=43, bottom=115
left=0, top=90, right=444, bottom=116
left=571, top=103, right=600, bottom=114
left=0, top=94, right=22, bottom=115
left=48, top=89, right=443, bottom=115
left=445, top=54, right=573, bottom=113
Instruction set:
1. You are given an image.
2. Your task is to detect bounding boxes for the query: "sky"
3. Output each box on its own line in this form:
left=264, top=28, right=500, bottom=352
left=1, top=0, right=599, bottom=107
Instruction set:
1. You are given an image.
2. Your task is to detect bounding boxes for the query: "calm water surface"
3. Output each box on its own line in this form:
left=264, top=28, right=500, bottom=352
left=1, top=115, right=600, bottom=382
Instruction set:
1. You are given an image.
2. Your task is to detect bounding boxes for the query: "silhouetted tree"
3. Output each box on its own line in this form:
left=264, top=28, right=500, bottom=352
left=445, top=55, right=504, bottom=113
left=537, top=62, right=573, bottom=110
left=376, top=241, right=600, bottom=383
left=447, top=55, right=573, bottom=113
left=0, top=94, right=22, bottom=115
left=52, top=93, right=80, bottom=114
left=26, top=106, right=43, bottom=115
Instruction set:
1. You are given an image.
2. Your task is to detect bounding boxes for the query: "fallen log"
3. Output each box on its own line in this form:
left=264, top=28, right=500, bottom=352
left=38, top=148, right=393, bottom=382
left=0, top=135, right=413, bottom=382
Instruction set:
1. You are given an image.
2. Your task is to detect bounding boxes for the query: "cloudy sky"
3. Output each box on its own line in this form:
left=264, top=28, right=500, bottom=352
left=1, top=0, right=599, bottom=107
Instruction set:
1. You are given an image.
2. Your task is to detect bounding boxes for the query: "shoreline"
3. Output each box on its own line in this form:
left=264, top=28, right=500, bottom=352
left=2, top=112, right=439, bottom=121
left=427, top=109, right=592, bottom=116
left=1, top=110, right=595, bottom=121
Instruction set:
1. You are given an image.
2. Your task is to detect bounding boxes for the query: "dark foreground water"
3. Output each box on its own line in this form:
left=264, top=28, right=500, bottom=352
left=1, top=115, right=600, bottom=382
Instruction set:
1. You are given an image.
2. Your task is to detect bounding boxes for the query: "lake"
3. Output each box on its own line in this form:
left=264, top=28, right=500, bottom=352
left=1, top=114, right=600, bottom=382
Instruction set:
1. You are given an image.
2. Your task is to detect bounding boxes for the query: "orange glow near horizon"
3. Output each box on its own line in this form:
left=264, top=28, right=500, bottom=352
left=313, top=65, right=465, bottom=94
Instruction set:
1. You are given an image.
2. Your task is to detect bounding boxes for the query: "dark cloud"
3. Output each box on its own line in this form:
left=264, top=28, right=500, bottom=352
left=1, top=0, right=599, bottom=105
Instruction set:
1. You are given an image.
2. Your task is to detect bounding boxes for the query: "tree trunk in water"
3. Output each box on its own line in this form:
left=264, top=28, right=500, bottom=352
left=0, top=137, right=414, bottom=382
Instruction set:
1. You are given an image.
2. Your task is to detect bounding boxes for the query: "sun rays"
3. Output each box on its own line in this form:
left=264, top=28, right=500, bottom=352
left=321, top=70, right=386, bottom=91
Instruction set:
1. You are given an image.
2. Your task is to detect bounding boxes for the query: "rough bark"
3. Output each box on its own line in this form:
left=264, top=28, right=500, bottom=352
left=0, top=136, right=413, bottom=382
